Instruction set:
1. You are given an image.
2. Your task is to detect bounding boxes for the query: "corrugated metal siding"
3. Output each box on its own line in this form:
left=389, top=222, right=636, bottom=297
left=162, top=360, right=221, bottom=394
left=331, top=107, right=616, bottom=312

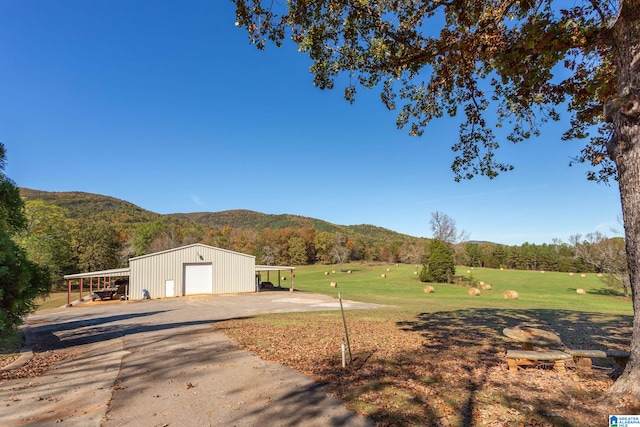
left=129, top=244, right=255, bottom=300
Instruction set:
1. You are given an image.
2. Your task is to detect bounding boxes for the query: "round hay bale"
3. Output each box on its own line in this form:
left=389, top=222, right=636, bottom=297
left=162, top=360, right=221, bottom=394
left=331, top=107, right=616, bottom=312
left=478, top=281, right=485, bottom=286
left=281, top=276, right=287, bottom=281
left=347, top=270, right=352, bottom=274
left=597, top=273, right=603, bottom=277
left=330, top=282, right=338, bottom=288
left=413, top=271, right=418, bottom=275
left=468, top=288, right=481, bottom=296
left=503, top=290, right=519, bottom=300
left=467, top=270, right=471, bottom=274
left=576, top=288, right=586, bottom=294
left=381, top=273, right=386, bottom=278
left=540, top=270, right=545, bottom=273
left=500, top=267, right=504, bottom=271
left=480, top=283, right=493, bottom=290
left=386, top=268, right=391, bottom=272
left=423, top=285, right=435, bottom=293
left=324, top=271, right=329, bottom=275
left=580, top=273, right=587, bottom=278
left=569, top=272, right=574, bottom=276
left=332, top=270, right=336, bottom=274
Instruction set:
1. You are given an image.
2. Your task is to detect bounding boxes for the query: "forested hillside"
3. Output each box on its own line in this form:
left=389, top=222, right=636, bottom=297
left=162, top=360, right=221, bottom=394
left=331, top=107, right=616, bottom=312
left=18, top=188, right=426, bottom=288
left=20, top=188, right=418, bottom=245
left=19, top=188, right=162, bottom=225
left=170, top=211, right=413, bottom=244
left=171, top=210, right=325, bottom=231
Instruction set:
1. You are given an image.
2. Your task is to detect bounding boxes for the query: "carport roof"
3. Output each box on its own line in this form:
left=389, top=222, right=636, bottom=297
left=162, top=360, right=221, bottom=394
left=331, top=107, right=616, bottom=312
left=63, top=267, right=130, bottom=280
left=255, top=265, right=296, bottom=272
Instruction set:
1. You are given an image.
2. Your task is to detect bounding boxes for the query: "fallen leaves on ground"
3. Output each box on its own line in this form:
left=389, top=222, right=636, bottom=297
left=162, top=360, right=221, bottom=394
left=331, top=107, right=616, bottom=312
left=216, top=310, right=630, bottom=426
left=0, top=355, right=19, bottom=368
left=0, top=352, right=70, bottom=381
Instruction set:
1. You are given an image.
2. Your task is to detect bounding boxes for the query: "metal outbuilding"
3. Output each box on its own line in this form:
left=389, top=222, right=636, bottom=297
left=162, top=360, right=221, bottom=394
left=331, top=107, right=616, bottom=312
left=127, top=243, right=256, bottom=300
left=64, top=244, right=300, bottom=303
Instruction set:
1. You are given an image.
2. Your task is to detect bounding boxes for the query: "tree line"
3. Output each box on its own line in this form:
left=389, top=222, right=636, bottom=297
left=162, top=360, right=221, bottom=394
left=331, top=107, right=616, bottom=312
left=417, top=212, right=627, bottom=296
left=18, top=197, right=626, bottom=295
left=17, top=198, right=428, bottom=289
left=457, top=237, right=627, bottom=294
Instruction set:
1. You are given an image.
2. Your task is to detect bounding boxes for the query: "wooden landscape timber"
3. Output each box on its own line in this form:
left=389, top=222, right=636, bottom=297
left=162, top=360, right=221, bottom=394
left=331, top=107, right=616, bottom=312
left=567, top=349, right=631, bottom=371
left=506, top=349, right=572, bottom=373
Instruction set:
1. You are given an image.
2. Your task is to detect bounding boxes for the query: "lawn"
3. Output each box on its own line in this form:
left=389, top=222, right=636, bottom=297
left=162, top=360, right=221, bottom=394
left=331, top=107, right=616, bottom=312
left=217, top=263, right=635, bottom=426
left=34, top=290, right=82, bottom=311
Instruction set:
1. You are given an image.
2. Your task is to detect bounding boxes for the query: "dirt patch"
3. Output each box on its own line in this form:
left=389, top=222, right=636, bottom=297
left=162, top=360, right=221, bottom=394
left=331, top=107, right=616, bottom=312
left=216, top=308, right=635, bottom=426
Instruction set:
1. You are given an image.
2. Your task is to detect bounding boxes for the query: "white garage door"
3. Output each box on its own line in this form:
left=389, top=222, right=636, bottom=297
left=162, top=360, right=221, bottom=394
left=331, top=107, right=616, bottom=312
left=184, top=264, right=213, bottom=295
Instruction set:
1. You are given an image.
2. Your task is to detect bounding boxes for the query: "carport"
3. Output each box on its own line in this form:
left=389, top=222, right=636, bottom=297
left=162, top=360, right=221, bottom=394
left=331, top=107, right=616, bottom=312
left=63, top=268, right=130, bottom=306
left=255, top=265, right=296, bottom=291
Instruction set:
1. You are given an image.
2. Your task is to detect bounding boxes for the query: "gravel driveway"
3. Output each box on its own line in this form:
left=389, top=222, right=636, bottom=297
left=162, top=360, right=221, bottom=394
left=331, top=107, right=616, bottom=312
left=0, top=292, right=378, bottom=427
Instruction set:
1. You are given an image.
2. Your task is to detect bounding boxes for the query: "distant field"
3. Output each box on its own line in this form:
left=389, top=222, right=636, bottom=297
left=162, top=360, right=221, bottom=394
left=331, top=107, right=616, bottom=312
left=289, top=263, right=633, bottom=315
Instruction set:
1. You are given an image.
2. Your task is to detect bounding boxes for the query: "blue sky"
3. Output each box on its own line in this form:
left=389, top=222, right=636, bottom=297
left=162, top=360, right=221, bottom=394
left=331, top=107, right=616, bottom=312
left=1, top=1, right=623, bottom=245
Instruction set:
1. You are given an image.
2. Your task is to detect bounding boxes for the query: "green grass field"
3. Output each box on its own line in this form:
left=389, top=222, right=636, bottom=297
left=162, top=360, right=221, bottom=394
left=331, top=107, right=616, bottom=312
left=288, top=263, right=633, bottom=315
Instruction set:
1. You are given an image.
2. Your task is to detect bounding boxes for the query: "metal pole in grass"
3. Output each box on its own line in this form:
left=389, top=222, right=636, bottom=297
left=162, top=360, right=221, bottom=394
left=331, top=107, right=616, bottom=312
left=338, top=293, right=353, bottom=364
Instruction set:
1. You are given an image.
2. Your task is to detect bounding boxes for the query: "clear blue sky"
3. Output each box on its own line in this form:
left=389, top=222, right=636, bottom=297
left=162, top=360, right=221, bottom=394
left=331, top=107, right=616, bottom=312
left=0, top=1, right=623, bottom=246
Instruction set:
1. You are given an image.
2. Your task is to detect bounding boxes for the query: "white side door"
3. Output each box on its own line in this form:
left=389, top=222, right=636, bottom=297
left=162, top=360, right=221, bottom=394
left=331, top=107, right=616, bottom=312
left=165, top=280, right=175, bottom=297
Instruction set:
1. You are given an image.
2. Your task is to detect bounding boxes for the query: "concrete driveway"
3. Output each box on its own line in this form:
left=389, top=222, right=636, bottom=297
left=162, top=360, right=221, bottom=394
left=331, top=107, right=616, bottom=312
left=0, top=292, right=378, bottom=427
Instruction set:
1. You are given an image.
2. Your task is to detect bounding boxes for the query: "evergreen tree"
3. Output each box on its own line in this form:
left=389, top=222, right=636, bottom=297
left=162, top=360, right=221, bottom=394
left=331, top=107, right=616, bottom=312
left=420, top=239, right=455, bottom=283
left=0, top=143, right=51, bottom=331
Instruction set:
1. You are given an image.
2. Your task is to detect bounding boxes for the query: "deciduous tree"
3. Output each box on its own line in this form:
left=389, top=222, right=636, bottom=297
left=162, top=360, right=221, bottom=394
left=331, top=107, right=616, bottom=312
left=430, top=211, right=469, bottom=246
left=130, top=221, right=167, bottom=256
left=69, top=219, right=122, bottom=272
left=260, top=244, right=279, bottom=266
left=573, top=232, right=629, bottom=297
left=314, top=231, right=334, bottom=264
left=234, top=0, right=640, bottom=402
left=17, top=200, right=73, bottom=288
left=331, top=232, right=350, bottom=271
left=287, top=236, right=308, bottom=265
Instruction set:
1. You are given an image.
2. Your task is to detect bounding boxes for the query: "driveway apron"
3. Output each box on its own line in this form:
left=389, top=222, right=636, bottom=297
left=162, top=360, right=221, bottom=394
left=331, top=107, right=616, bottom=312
left=0, top=293, right=376, bottom=427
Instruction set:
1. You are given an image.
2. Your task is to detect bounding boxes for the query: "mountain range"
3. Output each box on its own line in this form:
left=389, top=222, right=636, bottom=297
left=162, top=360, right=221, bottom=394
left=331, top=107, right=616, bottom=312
left=19, top=188, right=423, bottom=245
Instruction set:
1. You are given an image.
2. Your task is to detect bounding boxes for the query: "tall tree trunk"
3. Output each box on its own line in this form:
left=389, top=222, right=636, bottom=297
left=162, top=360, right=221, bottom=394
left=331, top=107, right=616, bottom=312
left=607, top=0, right=640, bottom=405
